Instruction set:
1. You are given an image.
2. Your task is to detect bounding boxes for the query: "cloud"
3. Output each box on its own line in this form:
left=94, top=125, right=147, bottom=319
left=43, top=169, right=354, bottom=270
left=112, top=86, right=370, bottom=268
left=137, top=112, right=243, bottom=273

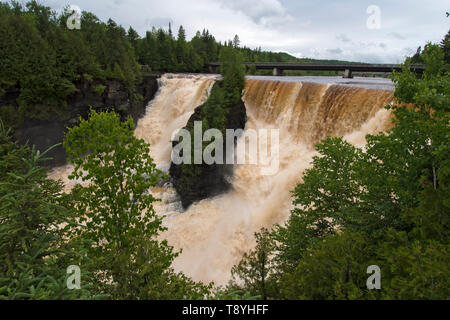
left=336, top=34, right=351, bottom=43
left=388, top=32, right=407, bottom=40
left=217, top=0, right=292, bottom=26
left=327, top=48, right=343, bottom=55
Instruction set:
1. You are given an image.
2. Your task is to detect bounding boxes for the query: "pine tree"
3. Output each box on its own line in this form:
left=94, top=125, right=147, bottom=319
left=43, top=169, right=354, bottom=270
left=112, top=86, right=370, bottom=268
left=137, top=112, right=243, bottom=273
left=233, top=34, right=240, bottom=49
left=176, top=25, right=187, bottom=71
left=0, top=121, right=94, bottom=299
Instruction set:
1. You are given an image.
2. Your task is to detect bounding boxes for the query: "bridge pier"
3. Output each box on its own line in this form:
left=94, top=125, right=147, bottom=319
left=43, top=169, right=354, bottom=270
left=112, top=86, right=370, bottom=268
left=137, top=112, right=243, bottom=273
left=343, top=69, right=353, bottom=79
left=273, top=67, right=284, bottom=76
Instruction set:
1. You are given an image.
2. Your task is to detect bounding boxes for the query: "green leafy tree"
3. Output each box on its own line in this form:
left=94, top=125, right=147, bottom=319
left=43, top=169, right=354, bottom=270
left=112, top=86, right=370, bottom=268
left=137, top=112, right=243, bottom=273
left=63, top=110, right=210, bottom=299
left=280, top=232, right=377, bottom=300
left=241, top=40, right=449, bottom=300
left=229, top=228, right=276, bottom=300
left=442, top=30, right=450, bottom=64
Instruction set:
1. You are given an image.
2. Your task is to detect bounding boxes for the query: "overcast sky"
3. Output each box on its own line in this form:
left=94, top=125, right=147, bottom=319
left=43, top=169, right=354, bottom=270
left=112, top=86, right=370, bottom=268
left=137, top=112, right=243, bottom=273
left=30, top=0, right=450, bottom=63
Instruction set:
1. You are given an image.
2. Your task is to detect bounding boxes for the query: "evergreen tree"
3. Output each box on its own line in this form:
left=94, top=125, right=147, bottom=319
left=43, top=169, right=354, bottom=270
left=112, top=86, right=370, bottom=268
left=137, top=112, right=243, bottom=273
left=0, top=121, right=94, bottom=299
left=176, top=25, right=188, bottom=71
left=233, top=34, right=240, bottom=49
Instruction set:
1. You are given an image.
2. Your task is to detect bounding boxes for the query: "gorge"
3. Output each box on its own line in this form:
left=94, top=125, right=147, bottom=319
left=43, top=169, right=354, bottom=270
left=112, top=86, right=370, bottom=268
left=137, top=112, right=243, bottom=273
left=49, top=74, right=395, bottom=285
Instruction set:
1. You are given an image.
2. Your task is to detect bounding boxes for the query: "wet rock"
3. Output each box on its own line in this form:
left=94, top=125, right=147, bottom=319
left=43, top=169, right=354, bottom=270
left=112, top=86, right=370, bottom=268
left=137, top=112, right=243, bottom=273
left=5, top=75, right=160, bottom=167
left=169, top=84, right=247, bottom=209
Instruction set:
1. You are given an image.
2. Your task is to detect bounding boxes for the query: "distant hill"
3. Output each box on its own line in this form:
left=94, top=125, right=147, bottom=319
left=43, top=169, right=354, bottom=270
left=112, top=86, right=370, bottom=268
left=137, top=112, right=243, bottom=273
left=273, top=51, right=362, bottom=64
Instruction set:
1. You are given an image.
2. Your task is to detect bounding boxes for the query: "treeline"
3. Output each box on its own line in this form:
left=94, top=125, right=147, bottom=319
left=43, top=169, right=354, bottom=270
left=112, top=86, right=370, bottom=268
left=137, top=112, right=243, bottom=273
left=132, top=26, right=355, bottom=75
left=132, top=26, right=306, bottom=73
left=0, top=0, right=311, bottom=127
left=0, top=1, right=140, bottom=125
left=411, top=29, right=450, bottom=66
left=225, top=41, right=450, bottom=300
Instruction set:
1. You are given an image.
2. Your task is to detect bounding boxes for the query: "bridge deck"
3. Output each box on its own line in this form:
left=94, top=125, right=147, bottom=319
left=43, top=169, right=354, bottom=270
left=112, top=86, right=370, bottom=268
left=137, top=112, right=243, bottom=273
left=207, top=62, right=425, bottom=73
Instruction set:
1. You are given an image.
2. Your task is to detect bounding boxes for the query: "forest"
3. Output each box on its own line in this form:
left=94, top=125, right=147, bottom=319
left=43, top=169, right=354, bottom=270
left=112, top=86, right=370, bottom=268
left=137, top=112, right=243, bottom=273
left=0, top=1, right=449, bottom=300
left=0, top=1, right=352, bottom=129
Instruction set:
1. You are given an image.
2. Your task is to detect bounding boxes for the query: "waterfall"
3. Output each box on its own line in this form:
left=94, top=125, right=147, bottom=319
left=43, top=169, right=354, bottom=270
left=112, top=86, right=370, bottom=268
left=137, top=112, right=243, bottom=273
left=49, top=74, right=395, bottom=286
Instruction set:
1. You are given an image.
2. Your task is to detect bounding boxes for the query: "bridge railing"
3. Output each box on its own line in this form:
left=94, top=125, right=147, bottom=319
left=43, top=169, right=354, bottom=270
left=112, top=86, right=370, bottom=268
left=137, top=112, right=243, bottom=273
left=206, top=62, right=426, bottom=78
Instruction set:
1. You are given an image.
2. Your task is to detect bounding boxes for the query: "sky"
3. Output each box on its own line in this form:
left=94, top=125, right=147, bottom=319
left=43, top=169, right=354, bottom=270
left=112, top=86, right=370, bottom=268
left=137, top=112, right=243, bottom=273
left=24, top=0, right=450, bottom=63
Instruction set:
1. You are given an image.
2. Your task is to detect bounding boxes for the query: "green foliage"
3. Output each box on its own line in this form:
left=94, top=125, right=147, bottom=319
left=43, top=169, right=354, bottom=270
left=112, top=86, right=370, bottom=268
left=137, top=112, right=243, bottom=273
left=213, top=287, right=261, bottom=300
left=0, top=118, right=29, bottom=184
left=0, top=106, right=23, bottom=129
left=219, top=47, right=246, bottom=105
left=0, top=123, right=95, bottom=299
left=63, top=110, right=210, bottom=299
left=280, top=232, right=377, bottom=300
left=441, top=30, right=450, bottom=64
left=377, top=230, right=449, bottom=299
left=93, top=84, right=107, bottom=96
left=232, top=40, right=449, bottom=300
left=0, top=1, right=139, bottom=124
left=229, top=228, right=276, bottom=300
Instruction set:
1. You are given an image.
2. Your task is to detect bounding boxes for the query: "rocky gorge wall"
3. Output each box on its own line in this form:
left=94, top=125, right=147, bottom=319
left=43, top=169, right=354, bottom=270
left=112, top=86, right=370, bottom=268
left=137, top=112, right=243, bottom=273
left=2, top=75, right=159, bottom=167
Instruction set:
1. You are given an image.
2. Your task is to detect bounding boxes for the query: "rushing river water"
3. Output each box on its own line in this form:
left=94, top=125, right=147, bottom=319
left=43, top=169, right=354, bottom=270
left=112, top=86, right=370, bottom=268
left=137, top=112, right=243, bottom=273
left=49, top=74, right=395, bottom=285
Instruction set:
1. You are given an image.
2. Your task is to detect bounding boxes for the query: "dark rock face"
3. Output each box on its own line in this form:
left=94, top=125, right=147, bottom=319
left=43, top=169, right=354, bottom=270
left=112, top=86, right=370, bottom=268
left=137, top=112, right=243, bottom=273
left=169, top=98, right=247, bottom=209
left=6, top=76, right=159, bottom=167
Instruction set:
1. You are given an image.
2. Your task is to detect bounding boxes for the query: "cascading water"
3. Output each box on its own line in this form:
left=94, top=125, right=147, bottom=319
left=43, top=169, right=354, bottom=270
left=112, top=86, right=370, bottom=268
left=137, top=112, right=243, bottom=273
left=135, top=74, right=217, bottom=172
left=49, top=74, right=395, bottom=286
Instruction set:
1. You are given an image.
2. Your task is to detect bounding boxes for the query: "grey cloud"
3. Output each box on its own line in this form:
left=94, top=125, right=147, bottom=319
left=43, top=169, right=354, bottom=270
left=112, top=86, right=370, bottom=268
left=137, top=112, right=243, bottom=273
left=327, top=48, right=343, bottom=55
left=218, top=0, right=291, bottom=25
left=336, top=34, right=351, bottom=43
left=388, top=32, right=407, bottom=40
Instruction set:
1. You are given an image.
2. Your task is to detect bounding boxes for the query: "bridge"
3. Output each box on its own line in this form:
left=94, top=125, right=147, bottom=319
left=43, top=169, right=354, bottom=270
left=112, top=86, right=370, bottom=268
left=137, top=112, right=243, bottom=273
left=206, top=62, right=426, bottom=78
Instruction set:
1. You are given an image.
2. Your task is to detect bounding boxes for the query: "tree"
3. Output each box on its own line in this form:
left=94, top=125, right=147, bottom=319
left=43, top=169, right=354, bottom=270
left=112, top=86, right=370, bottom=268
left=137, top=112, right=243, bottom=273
left=229, top=229, right=276, bottom=300
left=240, top=40, right=450, bottom=300
left=176, top=25, right=187, bottom=71
left=127, top=26, right=140, bottom=50
left=280, top=232, right=376, bottom=300
left=0, top=120, right=93, bottom=299
left=219, top=46, right=245, bottom=104
left=410, top=46, right=424, bottom=64
left=440, top=30, right=450, bottom=64
left=63, top=110, right=210, bottom=299
left=0, top=1, right=142, bottom=126
left=232, top=34, right=240, bottom=49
